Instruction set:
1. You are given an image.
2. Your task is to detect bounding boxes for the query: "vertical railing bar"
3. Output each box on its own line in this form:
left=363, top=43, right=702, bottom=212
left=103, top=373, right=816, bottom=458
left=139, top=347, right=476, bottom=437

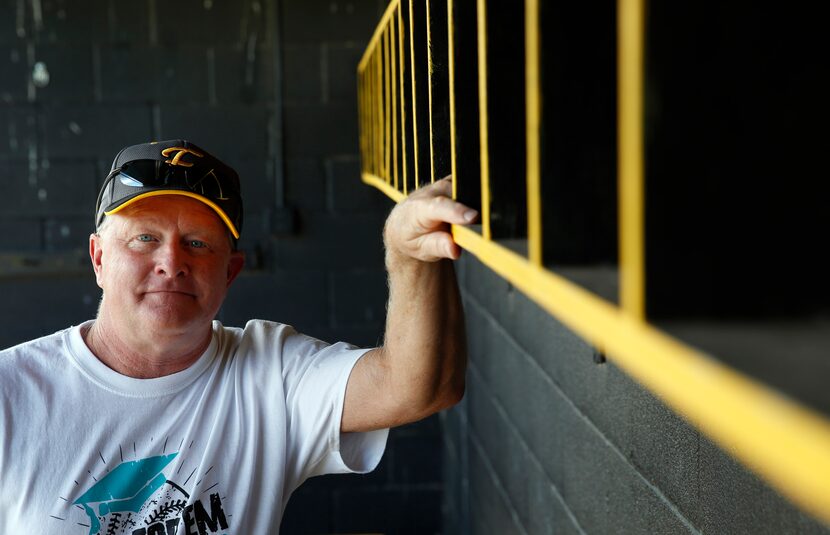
left=367, top=62, right=373, bottom=176
left=426, top=0, right=436, bottom=184
left=367, top=55, right=374, bottom=176
left=476, top=0, right=492, bottom=240
left=398, top=4, right=409, bottom=195
left=373, top=50, right=379, bottom=177
left=357, top=0, right=402, bottom=72
left=619, top=0, right=645, bottom=319
left=384, top=28, right=392, bottom=184
left=391, top=12, right=399, bottom=191
left=408, top=0, right=421, bottom=190
left=358, top=69, right=365, bottom=175
left=447, top=0, right=457, bottom=200
left=526, top=0, right=542, bottom=265
left=376, top=47, right=384, bottom=181
left=370, top=52, right=377, bottom=176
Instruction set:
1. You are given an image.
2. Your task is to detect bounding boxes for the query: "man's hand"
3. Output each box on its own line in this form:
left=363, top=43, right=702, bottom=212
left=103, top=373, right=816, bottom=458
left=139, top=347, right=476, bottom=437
left=341, top=176, right=476, bottom=433
left=383, top=176, right=478, bottom=265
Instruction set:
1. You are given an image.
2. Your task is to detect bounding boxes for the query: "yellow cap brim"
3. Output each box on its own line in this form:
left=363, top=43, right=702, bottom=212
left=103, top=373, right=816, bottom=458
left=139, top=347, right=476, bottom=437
left=104, top=190, right=240, bottom=239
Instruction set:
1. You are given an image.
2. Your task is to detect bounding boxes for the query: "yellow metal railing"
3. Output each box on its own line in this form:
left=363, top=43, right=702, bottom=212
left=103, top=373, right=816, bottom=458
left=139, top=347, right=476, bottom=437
left=357, top=0, right=830, bottom=525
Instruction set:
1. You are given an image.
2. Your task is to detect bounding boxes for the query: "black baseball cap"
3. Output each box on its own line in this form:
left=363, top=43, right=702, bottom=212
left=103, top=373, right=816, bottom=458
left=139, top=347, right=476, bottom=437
left=95, top=140, right=243, bottom=239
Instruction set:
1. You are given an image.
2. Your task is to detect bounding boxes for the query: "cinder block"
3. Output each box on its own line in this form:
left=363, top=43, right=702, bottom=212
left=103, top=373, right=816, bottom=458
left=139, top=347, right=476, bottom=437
left=467, top=371, right=531, bottom=531
left=496, top=267, right=595, bottom=385
left=36, top=0, right=108, bottom=44
left=99, top=45, right=155, bottom=102
left=460, top=252, right=515, bottom=327
left=213, top=45, right=275, bottom=106
left=2, top=160, right=97, bottom=217
left=626, top=377, right=701, bottom=524
left=283, top=103, right=359, bottom=157
left=281, top=0, right=381, bottom=44
left=461, top=255, right=708, bottom=532
left=0, top=3, right=17, bottom=45
left=0, top=217, right=42, bottom=252
left=526, top=463, right=583, bottom=535
left=100, top=45, right=209, bottom=104
left=226, top=156, right=272, bottom=214
left=285, top=157, right=326, bottom=213
left=391, top=432, right=442, bottom=485
left=219, top=269, right=329, bottom=334
left=151, top=45, right=210, bottom=104
left=488, top=342, right=567, bottom=489
left=557, top=387, right=697, bottom=534
left=327, top=156, right=389, bottom=213
left=280, top=483, right=333, bottom=534
left=106, top=0, right=151, bottom=45
left=329, top=268, right=386, bottom=329
left=698, top=435, right=830, bottom=534
left=326, top=42, right=362, bottom=103
left=44, top=216, right=93, bottom=252
left=267, top=212, right=386, bottom=271
left=0, top=274, right=100, bottom=349
left=461, top=293, right=484, bottom=360
left=156, top=0, right=256, bottom=46
left=33, top=45, right=94, bottom=103
left=158, top=106, right=268, bottom=159
left=0, top=107, right=38, bottom=158
left=468, top=361, right=587, bottom=535
left=332, top=487, right=441, bottom=534
left=283, top=44, right=323, bottom=104
left=468, top=435, right=527, bottom=534
left=0, top=44, right=27, bottom=103
left=42, top=105, right=153, bottom=158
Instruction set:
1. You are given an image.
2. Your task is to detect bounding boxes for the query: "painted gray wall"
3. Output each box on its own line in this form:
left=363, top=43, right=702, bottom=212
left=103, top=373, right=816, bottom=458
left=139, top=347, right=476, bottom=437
left=443, top=253, right=830, bottom=534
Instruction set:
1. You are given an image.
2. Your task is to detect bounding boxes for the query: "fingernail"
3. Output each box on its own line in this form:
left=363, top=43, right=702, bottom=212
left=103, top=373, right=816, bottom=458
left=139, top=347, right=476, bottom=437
left=464, top=210, right=478, bottom=222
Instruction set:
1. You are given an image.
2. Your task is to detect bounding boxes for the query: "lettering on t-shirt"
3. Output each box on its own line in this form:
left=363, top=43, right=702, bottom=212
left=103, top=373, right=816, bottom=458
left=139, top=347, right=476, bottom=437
left=55, top=445, right=231, bottom=535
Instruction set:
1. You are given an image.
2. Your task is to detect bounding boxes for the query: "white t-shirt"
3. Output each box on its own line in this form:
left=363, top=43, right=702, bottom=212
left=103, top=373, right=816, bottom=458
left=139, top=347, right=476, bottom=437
left=0, top=319, right=388, bottom=535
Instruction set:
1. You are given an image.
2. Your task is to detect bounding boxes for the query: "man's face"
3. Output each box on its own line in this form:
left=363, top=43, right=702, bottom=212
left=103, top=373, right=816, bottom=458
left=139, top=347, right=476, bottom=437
left=90, top=195, right=244, bottom=339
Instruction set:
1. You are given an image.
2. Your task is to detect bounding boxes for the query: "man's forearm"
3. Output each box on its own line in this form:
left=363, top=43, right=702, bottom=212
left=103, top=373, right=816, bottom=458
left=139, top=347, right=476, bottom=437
left=380, top=253, right=467, bottom=418
left=340, top=177, right=475, bottom=432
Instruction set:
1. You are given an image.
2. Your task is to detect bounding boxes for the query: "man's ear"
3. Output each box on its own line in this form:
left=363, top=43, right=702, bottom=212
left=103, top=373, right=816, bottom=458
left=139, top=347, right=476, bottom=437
left=226, top=251, right=245, bottom=287
left=89, top=233, right=105, bottom=289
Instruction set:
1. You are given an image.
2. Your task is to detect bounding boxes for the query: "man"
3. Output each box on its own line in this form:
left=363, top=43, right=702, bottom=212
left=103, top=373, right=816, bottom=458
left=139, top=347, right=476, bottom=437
left=0, top=140, right=474, bottom=534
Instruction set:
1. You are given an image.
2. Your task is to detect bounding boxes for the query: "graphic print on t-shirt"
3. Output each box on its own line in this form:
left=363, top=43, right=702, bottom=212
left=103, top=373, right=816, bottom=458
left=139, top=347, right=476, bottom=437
left=53, top=440, right=231, bottom=535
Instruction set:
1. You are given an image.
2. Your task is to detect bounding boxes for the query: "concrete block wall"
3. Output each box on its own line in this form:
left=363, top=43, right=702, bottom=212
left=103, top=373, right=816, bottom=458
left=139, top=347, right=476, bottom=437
left=444, top=253, right=830, bottom=534
left=1, top=0, right=444, bottom=533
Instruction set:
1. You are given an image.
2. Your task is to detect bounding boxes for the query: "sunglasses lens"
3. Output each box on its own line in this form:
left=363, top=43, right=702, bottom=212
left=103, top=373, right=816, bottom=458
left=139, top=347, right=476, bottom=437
left=118, top=160, right=240, bottom=199
left=101, top=159, right=243, bottom=236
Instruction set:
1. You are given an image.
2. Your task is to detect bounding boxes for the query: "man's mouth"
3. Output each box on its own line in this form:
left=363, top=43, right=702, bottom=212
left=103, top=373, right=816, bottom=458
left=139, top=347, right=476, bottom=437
left=144, top=290, right=197, bottom=298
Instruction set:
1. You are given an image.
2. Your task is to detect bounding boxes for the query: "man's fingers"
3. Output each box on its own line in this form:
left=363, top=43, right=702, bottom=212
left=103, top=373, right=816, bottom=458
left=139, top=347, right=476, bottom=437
left=410, top=176, right=452, bottom=201
left=407, top=177, right=478, bottom=226
left=414, top=231, right=460, bottom=261
left=414, top=192, right=478, bottom=229
left=384, top=175, right=474, bottom=263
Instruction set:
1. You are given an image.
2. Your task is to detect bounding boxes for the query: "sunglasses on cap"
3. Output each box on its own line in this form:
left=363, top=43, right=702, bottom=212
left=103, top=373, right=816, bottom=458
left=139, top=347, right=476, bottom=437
left=95, top=141, right=243, bottom=239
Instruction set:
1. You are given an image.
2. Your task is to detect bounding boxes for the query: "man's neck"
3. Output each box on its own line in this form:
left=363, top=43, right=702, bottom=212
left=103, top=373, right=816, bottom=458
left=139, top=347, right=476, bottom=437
left=83, top=318, right=212, bottom=379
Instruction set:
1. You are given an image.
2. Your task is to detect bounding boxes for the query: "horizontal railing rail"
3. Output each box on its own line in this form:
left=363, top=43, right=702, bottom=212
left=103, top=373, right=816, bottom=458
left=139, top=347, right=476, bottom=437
left=357, top=0, right=830, bottom=525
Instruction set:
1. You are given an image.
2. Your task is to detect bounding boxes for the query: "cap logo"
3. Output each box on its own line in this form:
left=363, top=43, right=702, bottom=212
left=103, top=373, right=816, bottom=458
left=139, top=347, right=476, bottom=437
left=161, top=146, right=204, bottom=168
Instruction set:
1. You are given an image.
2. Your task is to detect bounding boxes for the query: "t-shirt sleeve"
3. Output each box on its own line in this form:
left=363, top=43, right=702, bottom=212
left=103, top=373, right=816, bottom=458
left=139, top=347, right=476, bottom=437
left=280, top=329, right=389, bottom=486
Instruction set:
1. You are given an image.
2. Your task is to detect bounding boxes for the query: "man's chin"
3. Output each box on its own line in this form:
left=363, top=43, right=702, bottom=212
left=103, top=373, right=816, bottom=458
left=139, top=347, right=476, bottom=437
left=137, top=307, right=207, bottom=334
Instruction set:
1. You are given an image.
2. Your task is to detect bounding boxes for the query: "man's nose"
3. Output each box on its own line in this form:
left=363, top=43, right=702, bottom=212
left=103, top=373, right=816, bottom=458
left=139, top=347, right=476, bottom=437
left=155, top=243, right=189, bottom=277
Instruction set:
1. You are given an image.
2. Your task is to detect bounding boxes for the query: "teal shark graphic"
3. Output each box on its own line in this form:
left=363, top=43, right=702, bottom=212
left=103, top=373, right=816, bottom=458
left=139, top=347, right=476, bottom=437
left=73, top=453, right=178, bottom=535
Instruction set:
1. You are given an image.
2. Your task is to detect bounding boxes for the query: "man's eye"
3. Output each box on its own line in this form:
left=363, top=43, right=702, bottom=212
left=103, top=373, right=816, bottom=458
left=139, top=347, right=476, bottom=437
left=137, top=234, right=154, bottom=242
left=189, top=240, right=207, bottom=248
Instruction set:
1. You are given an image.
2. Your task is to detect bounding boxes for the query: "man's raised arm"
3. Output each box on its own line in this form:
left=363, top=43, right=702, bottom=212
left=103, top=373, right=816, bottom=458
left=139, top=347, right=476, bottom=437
left=342, top=177, right=477, bottom=433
